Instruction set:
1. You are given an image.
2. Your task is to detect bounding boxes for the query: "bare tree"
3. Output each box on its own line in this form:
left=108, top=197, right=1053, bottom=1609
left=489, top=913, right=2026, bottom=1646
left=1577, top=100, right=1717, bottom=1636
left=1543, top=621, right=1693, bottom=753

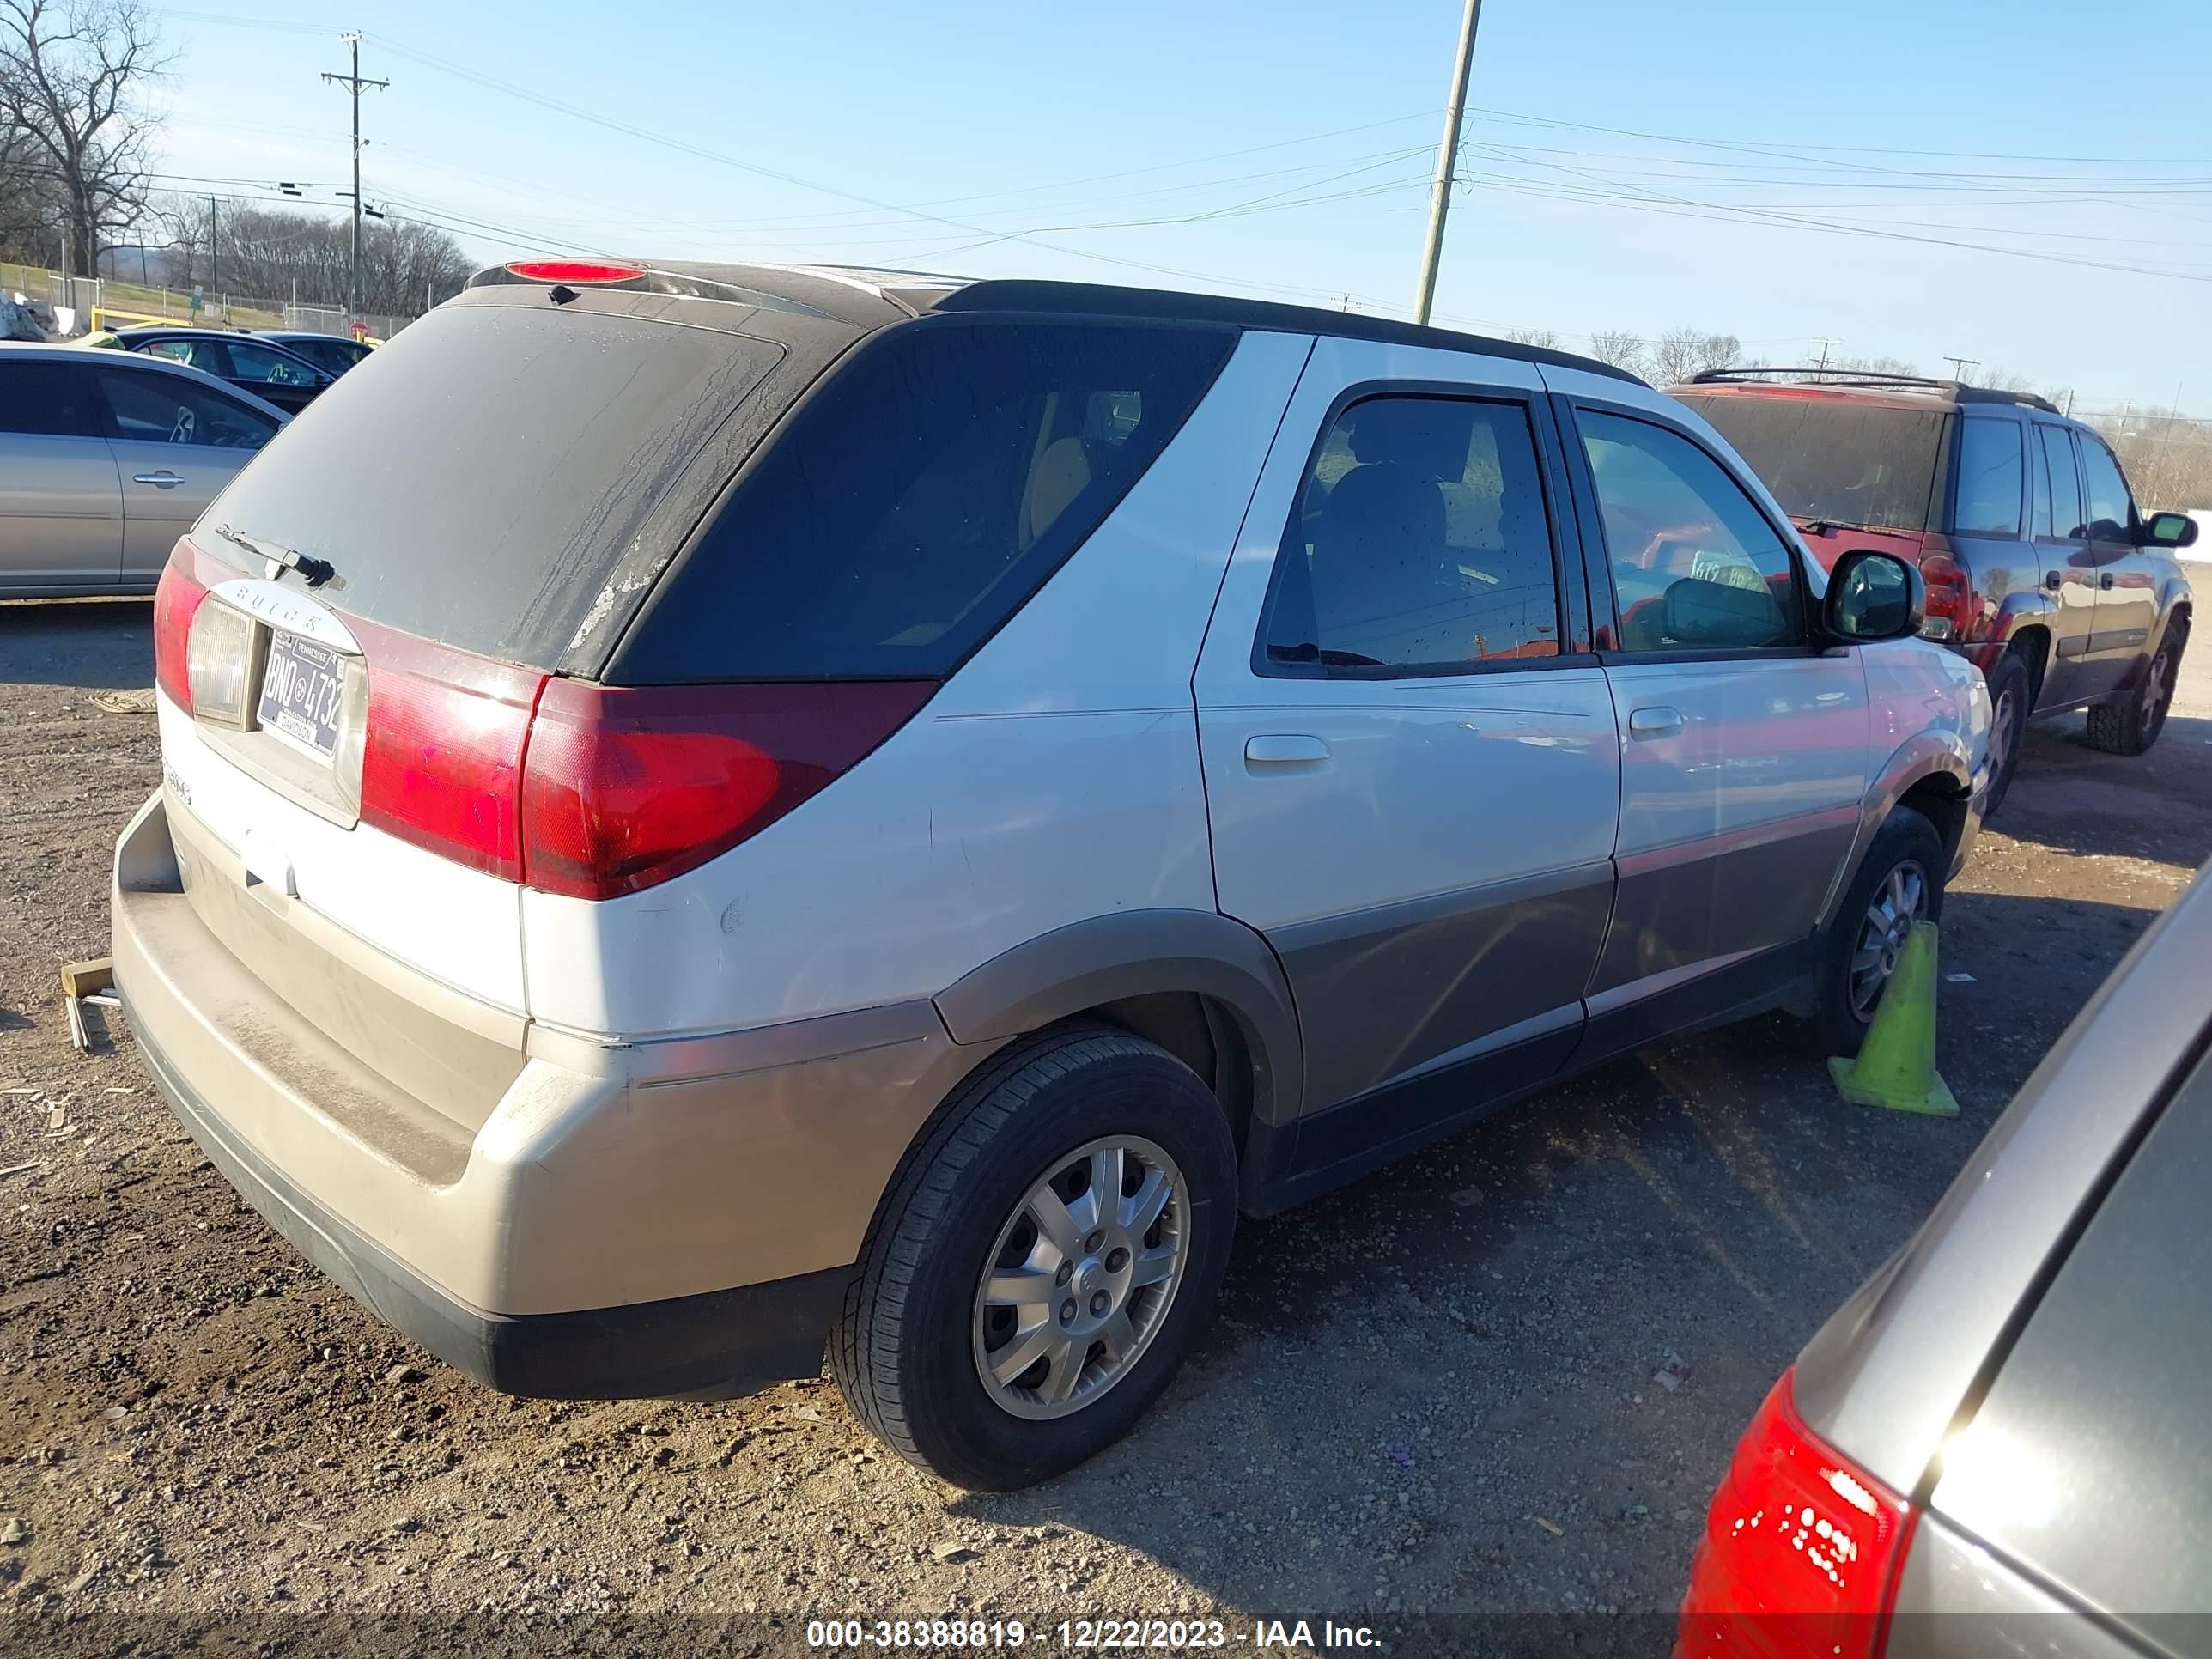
left=1648, top=326, right=1741, bottom=386
left=0, top=0, right=167, bottom=276
left=1834, top=353, right=1922, bottom=378
left=1504, top=325, right=1559, bottom=349
left=1586, top=328, right=1646, bottom=376
left=144, top=199, right=471, bottom=315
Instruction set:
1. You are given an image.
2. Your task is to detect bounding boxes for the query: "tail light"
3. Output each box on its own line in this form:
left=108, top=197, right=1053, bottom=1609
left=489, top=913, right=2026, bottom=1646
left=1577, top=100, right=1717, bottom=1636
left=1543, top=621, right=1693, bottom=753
left=1915, top=538, right=1979, bottom=642
left=1674, top=1369, right=1917, bottom=1659
left=518, top=680, right=935, bottom=900
left=153, top=556, right=209, bottom=714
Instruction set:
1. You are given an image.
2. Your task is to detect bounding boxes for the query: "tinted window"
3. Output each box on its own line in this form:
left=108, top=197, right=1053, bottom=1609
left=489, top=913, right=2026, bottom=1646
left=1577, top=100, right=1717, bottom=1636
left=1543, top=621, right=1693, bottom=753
left=1263, top=396, right=1559, bottom=672
left=2039, top=426, right=2085, bottom=539
left=1954, top=416, right=2024, bottom=538
left=1671, top=393, right=1946, bottom=532
left=226, top=340, right=323, bottom=387
left=0, top=360, right=100, bottom=436
left=1579, top=409, right=1801, bottom=653
left=139, top=337, right=220, bottom=373
left=1929, top=1053, right=2212, bottom=1618
left=94, top=367, right=279, bottom=450
left=206, top=304, right=787, bottom=669
left=620, top=318, right=1235, bottom=681
left=2077, top=435, right=2134, bottom=542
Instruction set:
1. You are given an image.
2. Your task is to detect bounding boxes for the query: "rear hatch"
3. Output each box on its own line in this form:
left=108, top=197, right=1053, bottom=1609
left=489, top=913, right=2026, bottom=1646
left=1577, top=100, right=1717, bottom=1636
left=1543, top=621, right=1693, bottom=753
left=1671, top=388, right=1950, bottom=571
left=149, top=276, right=871, bottom=1123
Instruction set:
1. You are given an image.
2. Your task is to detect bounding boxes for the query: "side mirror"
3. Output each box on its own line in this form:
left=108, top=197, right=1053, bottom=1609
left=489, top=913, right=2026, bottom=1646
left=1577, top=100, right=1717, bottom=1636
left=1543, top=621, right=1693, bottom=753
left=1823, top=549, right=1925, bottom=644
left=2142, top=510, right=2200, bottom=550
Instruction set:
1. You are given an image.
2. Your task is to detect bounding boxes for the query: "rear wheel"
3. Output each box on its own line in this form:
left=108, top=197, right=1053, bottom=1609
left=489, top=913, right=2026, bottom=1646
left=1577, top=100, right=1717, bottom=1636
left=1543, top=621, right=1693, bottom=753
left=1980, top=649, right=2032, bottom=817
left=1806, top=806, right=1946, bottom=1058
left=2086, top=625, right=2185, bottom=757
left=831, top=1026, right=1237, bottom=1491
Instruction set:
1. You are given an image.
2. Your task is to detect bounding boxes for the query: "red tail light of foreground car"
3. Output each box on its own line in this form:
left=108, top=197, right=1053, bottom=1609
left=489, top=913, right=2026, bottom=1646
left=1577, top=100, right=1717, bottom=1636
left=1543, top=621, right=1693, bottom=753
left=1675, top=1369, right=1917, bottom=1659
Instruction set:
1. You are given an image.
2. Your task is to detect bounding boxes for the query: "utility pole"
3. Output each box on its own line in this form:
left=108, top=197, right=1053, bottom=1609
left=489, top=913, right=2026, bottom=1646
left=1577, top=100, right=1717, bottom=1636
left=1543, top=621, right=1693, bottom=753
left=1812, top=337, right=1840, bottom=372
left=323, top=32, right=388, bottom=319
left=209, top=194, right=219, bottom=301
left=1411, top=0, right=1483, bottom=326
left=1944, top=356, right=1978, bottom=382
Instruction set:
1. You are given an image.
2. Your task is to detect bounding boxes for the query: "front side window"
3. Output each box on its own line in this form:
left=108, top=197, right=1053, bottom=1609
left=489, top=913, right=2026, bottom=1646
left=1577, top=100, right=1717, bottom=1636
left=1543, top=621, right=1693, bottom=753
left=1578, top=409, right=1802, bottom=653
left=1262, top=395, right=1560, bottom=672
left=226, top=341, right=321, bottom=387
left=1954, top=416, right=2024, bottom=538
left=95, top=368, right=280, bottom=450
left=2076, top=436, right=2135, bottom=543
left=141, top=337, right=216, bottom=372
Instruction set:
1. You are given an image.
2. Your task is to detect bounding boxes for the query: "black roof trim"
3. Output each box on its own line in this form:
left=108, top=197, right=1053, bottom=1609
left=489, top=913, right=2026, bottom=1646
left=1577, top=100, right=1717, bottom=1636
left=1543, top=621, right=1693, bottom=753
left=1686, top=366, right=2062, bottom=416
left=925, top=280, right=1644, bottom=384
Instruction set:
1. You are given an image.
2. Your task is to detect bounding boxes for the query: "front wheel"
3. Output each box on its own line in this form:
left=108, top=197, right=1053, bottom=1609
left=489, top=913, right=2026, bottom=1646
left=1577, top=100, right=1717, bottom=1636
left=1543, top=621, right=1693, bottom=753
left=1806, top=806, right=1947, bottom=1058
left=831, top=1026, right=1237, bottom=1491
left=2086, top=625, right=2185, bottom=757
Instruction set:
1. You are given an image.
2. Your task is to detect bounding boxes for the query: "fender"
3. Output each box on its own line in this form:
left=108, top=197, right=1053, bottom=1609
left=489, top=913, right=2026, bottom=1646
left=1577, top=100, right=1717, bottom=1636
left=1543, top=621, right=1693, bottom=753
left=1814, top=732, right=1975, bottom=930
left=1978, top=588, right=2057, bottom=665
left=2148, top=580, right=2194, bottom=658
left=933, top=908, right=1304, bottom=1127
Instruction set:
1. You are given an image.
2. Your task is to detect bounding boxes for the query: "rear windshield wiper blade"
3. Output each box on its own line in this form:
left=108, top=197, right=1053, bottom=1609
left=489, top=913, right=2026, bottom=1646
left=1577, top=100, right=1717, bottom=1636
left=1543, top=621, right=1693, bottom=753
left=213, top=524, right=335, bottom=587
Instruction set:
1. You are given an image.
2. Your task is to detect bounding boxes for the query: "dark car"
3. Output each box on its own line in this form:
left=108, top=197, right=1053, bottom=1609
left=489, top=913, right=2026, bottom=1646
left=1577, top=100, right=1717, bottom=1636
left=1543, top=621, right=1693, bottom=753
left=1674, top=855, right=2212, bottom=1657
left=100, top=326, right=335, bottom=416
left=1669, top=370, right=2196, bottom=811
left=252, top=330, right=374, bottom=378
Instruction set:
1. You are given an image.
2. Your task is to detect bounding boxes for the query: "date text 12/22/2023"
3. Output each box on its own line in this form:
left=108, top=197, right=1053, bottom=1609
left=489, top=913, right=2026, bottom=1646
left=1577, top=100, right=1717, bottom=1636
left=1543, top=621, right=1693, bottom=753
left=805, top=1620, right=1383, bottom=1649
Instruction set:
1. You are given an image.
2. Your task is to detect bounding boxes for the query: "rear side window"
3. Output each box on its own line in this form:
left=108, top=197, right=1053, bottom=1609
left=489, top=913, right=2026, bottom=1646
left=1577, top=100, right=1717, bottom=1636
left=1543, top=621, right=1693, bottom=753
left=2038, top=426, right=2085, bottom=539
left=1262, top=395, right=1560, bottom=672
left=1954, top=416, right=2024, bottom=538
left=205, top=304, right=787, bottom=668
left=0, top=360, right=100, bottom=436
left=618, top=318, right=1236, bottom=682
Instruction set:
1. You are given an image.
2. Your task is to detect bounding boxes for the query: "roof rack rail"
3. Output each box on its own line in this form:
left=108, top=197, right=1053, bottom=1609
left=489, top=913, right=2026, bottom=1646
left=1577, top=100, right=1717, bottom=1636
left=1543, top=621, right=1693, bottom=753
left=1686, top=366, right=2063, bottom=416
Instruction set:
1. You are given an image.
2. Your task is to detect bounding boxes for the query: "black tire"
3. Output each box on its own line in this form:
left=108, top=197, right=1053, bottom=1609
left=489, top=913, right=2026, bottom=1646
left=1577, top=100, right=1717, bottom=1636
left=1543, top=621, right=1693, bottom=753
left=2086, top=623, right=2185, bottom=757
left=1979, top=648, right=2033, bottom=818
left=830, top=1025, right=1237, bottom=1491
left=1806, top=806, right=1947, bottom=1059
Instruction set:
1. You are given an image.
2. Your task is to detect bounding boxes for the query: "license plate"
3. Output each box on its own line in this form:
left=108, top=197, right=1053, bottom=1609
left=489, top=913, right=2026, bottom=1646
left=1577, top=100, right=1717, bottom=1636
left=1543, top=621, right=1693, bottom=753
left=256, top=629, right=345, bottom=759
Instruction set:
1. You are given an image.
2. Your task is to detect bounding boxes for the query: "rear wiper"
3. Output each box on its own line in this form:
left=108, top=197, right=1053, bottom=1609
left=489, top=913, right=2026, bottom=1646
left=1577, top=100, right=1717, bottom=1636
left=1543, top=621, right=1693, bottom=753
left=214, top=524, right=335, bottom=587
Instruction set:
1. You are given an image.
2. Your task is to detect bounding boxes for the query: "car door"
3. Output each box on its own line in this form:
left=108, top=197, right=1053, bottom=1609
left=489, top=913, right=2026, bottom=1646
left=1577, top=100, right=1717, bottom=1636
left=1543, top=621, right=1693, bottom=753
left=2074, top=429, right=2159, bottom=676
left=0, top=356, right=123, bottom=592
left=222, top=338, right=331, bottom=414
left=1553, top=386, right=1869, bottom=1049
left=1194, top=336, right=1620, bottom=1162
left=2028, top=421, right=2103, bottom=705
left=89, top=362, right=283, bottom=584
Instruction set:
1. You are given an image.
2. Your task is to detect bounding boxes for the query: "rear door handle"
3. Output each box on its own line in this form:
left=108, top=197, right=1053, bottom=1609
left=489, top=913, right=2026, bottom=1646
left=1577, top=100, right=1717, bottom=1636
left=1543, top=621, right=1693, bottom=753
left=2044, top=570, right=2063, bottom=590
left=132, top=471, right=184, bottom=489
left=2099, top=572, right=2115, bottom=590
left=1627, top=706, right=1684, bottom=740
left=1244, top=733, right=1330, bottom=767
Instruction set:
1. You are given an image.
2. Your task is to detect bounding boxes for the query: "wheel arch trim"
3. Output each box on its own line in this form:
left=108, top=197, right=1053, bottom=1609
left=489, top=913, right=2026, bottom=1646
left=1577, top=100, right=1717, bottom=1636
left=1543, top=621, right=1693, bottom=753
left=933, top=909, right=1304, bottom=1127
left=1814, top=734, right=1974, bottom=930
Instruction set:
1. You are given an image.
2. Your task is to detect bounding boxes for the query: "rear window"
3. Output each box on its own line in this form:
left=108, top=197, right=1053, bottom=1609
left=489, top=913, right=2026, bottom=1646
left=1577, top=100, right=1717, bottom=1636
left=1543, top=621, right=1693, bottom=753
left=615, top=316, right=1237, bottom=683
left=1673, top=392, right=1947, bottom=533
left=204, top=304, right=787, bottom=668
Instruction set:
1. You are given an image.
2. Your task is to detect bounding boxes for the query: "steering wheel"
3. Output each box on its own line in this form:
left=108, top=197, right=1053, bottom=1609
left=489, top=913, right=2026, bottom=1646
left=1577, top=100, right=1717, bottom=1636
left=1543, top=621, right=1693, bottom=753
left=169, top=406, right=197, bottom=445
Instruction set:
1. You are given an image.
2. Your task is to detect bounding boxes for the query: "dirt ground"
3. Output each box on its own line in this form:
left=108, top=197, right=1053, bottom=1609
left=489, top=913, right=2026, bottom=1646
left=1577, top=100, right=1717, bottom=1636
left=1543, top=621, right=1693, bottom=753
left=3, top=597, right=2208, bottom=1654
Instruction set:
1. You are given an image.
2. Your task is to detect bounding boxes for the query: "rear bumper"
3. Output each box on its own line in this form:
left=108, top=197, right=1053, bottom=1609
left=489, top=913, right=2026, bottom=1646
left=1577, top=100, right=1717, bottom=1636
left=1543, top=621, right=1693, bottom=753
left=112, top=787, right=982, bottom=1397
left=137, top=1014, right=846, bottom=1397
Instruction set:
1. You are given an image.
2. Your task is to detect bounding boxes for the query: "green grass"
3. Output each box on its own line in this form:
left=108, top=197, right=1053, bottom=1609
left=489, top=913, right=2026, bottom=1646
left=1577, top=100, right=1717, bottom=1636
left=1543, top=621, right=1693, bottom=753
left=0, top=260, right=283, bottom=329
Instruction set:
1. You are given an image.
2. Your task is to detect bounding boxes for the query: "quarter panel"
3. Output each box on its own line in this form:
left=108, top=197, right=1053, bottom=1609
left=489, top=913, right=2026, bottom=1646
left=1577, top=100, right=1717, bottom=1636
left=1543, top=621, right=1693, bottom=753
left=1886, top=1514, right=2146, bottom=1659
left=522, top=330, right=1314, bottom=1039
left=0, top=432, right=122, bottom=588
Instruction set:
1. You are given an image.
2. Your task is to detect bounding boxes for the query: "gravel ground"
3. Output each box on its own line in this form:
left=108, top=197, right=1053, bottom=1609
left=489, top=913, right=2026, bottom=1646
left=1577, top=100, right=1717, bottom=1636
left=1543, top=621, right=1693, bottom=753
left=2, top=597, right=2207, bottom=1654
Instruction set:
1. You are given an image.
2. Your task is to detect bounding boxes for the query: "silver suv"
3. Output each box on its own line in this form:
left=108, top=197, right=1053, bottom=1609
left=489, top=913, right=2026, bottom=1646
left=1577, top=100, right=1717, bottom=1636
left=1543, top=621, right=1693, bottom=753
left=116, top=262, right=1990, bottom=1490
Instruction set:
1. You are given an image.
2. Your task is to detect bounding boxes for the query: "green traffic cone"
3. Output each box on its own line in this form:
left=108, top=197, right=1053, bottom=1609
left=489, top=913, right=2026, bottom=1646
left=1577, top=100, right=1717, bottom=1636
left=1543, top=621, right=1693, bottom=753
left=1828, top=919, right=1959, bottom=1117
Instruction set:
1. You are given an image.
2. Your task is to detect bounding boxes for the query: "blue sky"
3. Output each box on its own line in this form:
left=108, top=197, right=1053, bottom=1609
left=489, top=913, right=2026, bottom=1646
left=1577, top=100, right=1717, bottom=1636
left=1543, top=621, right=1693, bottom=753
left=150, top=0, right=2212, bottom=412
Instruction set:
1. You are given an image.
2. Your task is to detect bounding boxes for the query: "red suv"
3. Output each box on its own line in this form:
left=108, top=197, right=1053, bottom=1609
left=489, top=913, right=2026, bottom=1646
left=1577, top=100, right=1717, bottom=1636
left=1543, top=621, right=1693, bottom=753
left=1669, top=370, right=2196, bottom=811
